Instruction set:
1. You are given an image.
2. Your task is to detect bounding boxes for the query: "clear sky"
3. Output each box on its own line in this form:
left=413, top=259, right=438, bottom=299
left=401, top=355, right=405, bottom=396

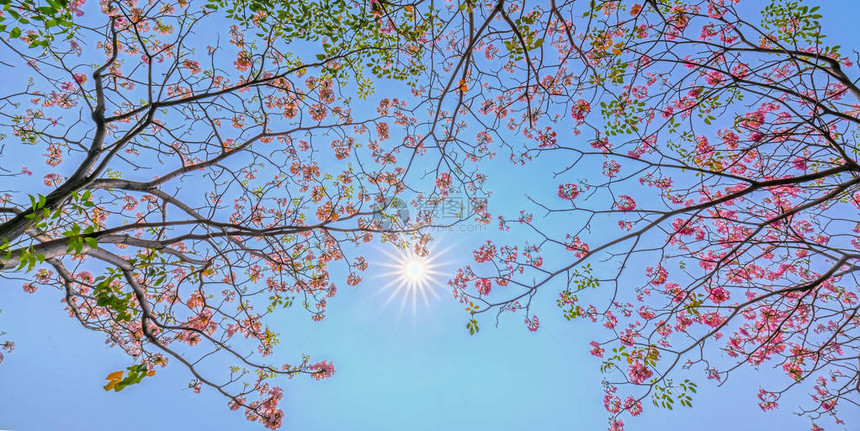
left=1, top=1, right=859, bottom=430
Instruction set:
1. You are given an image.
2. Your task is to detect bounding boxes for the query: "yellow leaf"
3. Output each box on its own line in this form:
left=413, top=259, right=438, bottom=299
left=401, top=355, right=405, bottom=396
left=104, top=370, right=123, bottom=391
left=104, top=381, right=116, bottom=391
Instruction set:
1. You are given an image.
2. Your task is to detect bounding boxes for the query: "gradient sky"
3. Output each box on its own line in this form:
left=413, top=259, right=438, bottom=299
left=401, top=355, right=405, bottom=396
left=1, top=1, right=859, bottom=430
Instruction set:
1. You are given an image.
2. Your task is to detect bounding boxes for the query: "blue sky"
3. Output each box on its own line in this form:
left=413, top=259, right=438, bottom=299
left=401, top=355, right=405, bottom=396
left=1, top=1, right=859, bottom=430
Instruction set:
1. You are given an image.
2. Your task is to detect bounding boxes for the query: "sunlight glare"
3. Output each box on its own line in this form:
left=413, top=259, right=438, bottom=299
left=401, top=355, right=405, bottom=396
left=375, top=243, right=450, bottom=316
left=404, top=259, right=425, bottom=281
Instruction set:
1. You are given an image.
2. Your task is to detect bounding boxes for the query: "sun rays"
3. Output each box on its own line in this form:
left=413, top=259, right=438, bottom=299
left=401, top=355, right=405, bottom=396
left=374, top=242, right=449, bottom=316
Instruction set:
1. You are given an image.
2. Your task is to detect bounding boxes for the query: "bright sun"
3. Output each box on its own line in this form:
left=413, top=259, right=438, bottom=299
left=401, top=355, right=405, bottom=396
left=376, top=244, right=445, bottom=314
left=404, top=259, right=425, bottom=281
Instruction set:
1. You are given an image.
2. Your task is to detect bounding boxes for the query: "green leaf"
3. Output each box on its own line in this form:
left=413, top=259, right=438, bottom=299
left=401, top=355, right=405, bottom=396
left=466, top=318, right=479, bottom=335
left=84, top=237, right=98, bottom=249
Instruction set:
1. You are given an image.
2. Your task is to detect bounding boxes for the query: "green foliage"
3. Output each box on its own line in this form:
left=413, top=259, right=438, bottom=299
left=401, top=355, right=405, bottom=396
left=267, top=293, right=294, bottom=312
left=600, top=345, right=660, bottom=372
left=600, top=95, right=646, bottom=136
left=652, top=379, right=697, bottom=410
left=600, top=345, right=626, bottom=373
left=63, top=222, right=96, bottom=254
left=93, top=270, right=137, bottom=322
left=466, top=318, right=479, bottom=335
left=761, top=1, right=825, bottom=47
left=207, top=0, right=432, bottom=96
left=0, top=0, right=76, bottom=49
left=558, top=264, right=599, bottom=320
left=503, top=11, right=544, bottom=61
left=14, top=245, right=44, bottom=272
left=103, top=364, right=151, bottom=392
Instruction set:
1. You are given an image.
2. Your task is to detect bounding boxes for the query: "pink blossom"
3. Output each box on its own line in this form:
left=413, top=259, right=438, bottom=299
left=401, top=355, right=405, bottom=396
left=309, top=361, right=335, bottom=380
left=603, top=160, right=621, bottom=177
left=704, top=71, right=723, bottom=86
left=475, top=278, right=492, bottom=295
left=558, top=184, right=580, bottom=201
left=473, top=241, right=496, bottom=263
left=570, top=99, right=591, bottom=121
left=43, top=173, right=63, bottom=187
left=564, top=235, right=589, bottom=258
left=589, top=341, right=604, bottom=357
left=627, top=361, right=653, bottom=384
left=436, top=173, right=453, bottom=191
left=525, top=315, right=540, bottom=332
left=792, top=157, right=808, bottom=171
left=624, top=396, right=643, bottom=416
left=604, top=393, right=621, bottom=413
left=615, top=195, right=636, bottom=212
left=757, top=388, right=778, bottom=411
left=376, top=122, right=390, bottom=141
left=708, top=286, right=730, bottom=304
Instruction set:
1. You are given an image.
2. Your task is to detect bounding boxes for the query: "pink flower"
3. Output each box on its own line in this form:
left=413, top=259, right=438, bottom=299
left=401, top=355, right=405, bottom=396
left=589, top=341, right=604, bottom=357
left=570, top=99, right=591, bottom=121
left=627, top=361, right=653, bottom=384
left=708, top=286, right=730, bottom=304
left=436, top=173, right=452, bottom=191
left=43, top=173, right=62, bottom=187
left=558, top=184, right=580, bottom=201
left=704, top=71, right=723, bottom=86
left=604, top=311, right=618, bottom=329
left=615, top=195, right=636, bottom=212
left=720, top=130, right=739, bottom=149
left=749, top=131, right=764, bottom=142
left=309, top=360, right=335, bottom=380
left=475, top=278, right=492, bottom=295
left=473, top=241, right=496, bottom=263
left=604, top=393, right=621, bottom=413
left=624, top=396, right=643, bottom=416
left=228, top=397, right=245, bottom=411
left=76, top=271, right=94, bottom=284
left=783, top=362, right=802, bottom=381
left=603, top=160, right=621, bottom=177
left=591, top=138, right=612, bottom=153
left=661, top=105, right=674, bottom=119
left=757, top=388, right=778, bottom=411
left=564, top=235, right=589, bottom=258
left=647, top=265, right=668, bottom=285
left=525, top=315, right=540, bottom=332
left=792, top=157, right=808, bottom=171
left=309, top=103, right=327, bottom=122
left=376, top=122, right=390, bottom=141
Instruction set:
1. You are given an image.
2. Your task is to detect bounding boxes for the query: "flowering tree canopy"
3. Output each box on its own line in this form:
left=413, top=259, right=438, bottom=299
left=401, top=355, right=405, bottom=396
left=1, top=0, right=859, bottom=430
left=442, top=0, right=860, bottom=429
left=0, top=0, right=489, bottom=427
